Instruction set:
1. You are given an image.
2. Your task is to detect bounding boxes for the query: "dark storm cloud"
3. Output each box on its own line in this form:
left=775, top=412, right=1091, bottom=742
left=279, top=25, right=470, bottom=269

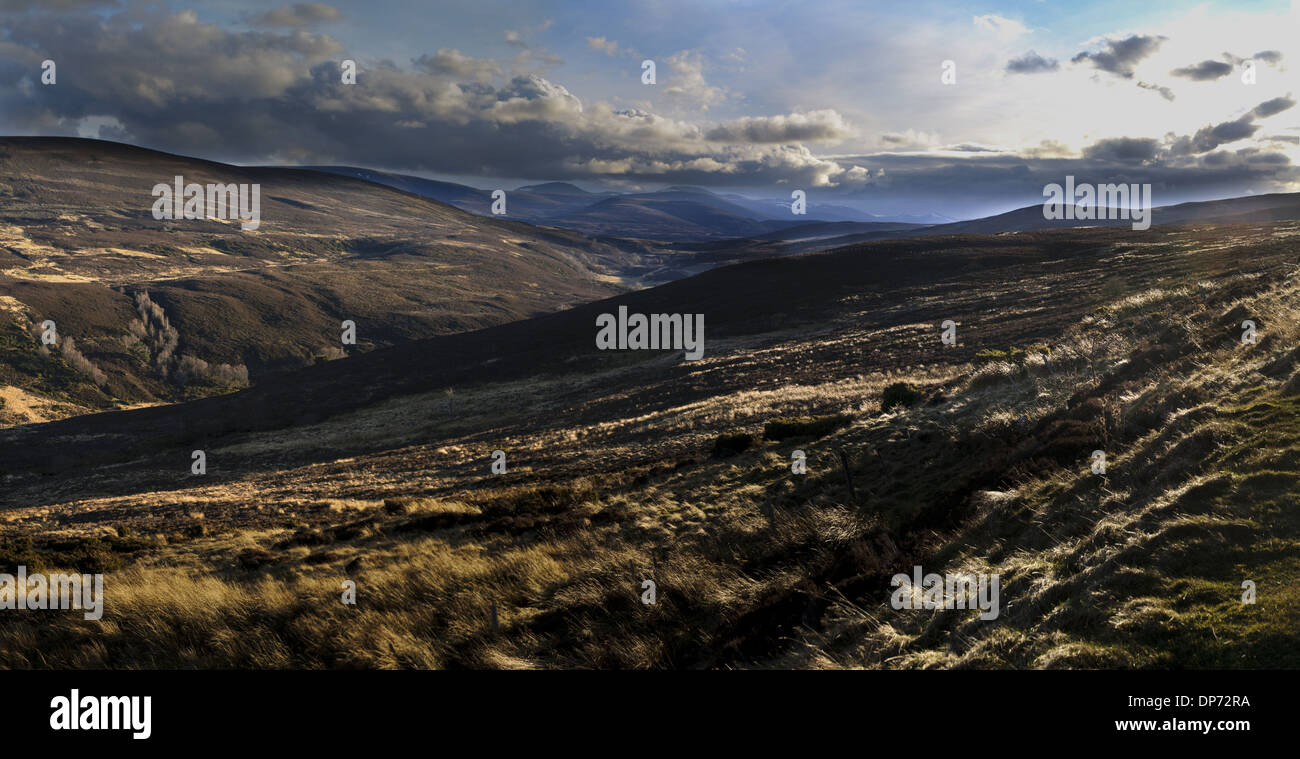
left=0, top=7, right=863, bottom=187
left=0, top=4, right=1293, bottom=205
left=1251, top=95, right=1296, bottom=119
left=1200, top=148, right=1291, bottom=168
left=1253, top=50, right=1283, bottom=65
left=1082, top=137, right=1161, bottom=163
left=1071, top=34, right=1166, bottom=78
left=1006, top=51, right=1059, bottom=74
left=1170, top=60, right=1233, bottom=81
left=1171, top=116, right=1257, bottom=155
left=1163, top=97, right=1293, bottom=157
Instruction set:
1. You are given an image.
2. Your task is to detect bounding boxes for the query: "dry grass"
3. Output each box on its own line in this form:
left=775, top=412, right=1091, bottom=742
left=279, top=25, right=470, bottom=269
left=3, top=248, right=1299, bottom=669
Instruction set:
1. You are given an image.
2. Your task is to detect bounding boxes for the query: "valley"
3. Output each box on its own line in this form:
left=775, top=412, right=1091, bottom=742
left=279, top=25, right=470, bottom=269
left=2, top=207, right=1296, bottom=668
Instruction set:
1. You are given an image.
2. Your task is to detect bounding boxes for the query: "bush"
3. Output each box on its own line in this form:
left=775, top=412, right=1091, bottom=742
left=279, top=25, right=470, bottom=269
left=482, top=484, right=595, bottom=517
left=711, top=432, right=754, bottom=457
left=279, top=528, right=333, bottom=548
left=237, top=549, right=279, bottom=570
left=880, top=383, right=920, bottom=412
left=974, top=345, right=1050, bottom=366
left=0, top=535, right=146, bottom=574
left=762, top=414, right=851, bottom=440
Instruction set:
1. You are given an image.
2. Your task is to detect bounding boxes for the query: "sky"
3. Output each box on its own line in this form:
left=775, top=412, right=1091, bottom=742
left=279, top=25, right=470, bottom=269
left=0, top=0, right=1297, bottom=218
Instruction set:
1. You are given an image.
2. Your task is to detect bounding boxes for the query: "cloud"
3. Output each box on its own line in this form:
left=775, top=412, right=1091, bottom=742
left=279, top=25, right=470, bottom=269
left=414, top=49, right=501, bottom=82
left=1006, top=51, right=1059, bottom=74
left=1137, top=81, right=1175, bottom=101
left=499, top=25, right=562, bottom=73
left=1071, top=34, right=1166, bottom=78
left=0, top=6, right=876, bottom=187
left=1021, top=140, right=1076, bottom=159
left=876, top=130, right=942, bottom=150
left=972, top=15, right=1030, bottom=42
left=1251, top=95, right=1295, bottom=119
left=1182, top=116, right=1258, bottom=153
left=1170, top=60, right=1233, bottom=81
left=704, top=110, right=852, bottom=143
left=661, top=51, right=727, bottom=110
left=1082, top=137, right=1161, bottom=163
left=252, top=3, right=342, bottom=28
left=508, top=47, right=563, bottom=76
left=1253, top=50, right=1284, bottom=66
left=0, top=3, right=1292, bottom=205
left=1200, top=147, right=1291, bottom=168
left=1166, top=98, right=1295, bottom=156
left=586, top=36, right=618, bottom=56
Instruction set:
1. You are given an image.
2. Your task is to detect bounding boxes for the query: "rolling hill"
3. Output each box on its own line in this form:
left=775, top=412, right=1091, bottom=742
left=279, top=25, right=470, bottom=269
left=2, top=216, right=1298, bottom=669
left=305, top=168, right=891, bottom=241
left=0, top=137, right=652, bottom=422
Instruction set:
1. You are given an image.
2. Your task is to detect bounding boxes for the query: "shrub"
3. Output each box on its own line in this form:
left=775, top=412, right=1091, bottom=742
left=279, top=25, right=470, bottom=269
left=236, top=549, right=279, bottom=570
left=880, top=383, right=920, bottom=412
left=974, top=345, right=1051, bottom=366
left=762, top=414, right=851, bottom=440
left=278, top=528, right=333, bottom=548
left=711, top=432, right=754, bottom=457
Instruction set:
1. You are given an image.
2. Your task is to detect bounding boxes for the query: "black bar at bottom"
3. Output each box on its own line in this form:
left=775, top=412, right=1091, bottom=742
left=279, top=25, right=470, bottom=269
left=5, top=670, right=1285, bottom=749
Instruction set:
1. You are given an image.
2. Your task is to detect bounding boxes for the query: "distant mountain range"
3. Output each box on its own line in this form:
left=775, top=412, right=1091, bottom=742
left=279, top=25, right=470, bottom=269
left=303, top=164, right=1300, bottom=249
left=724, top=191, right=1300, bottom=258
left=916, top=192, right=1300, bottom=235
left=302, top=166, right=954, bottom=241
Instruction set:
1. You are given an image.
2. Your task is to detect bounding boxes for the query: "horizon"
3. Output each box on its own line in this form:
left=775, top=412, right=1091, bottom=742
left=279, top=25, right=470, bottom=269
left=1, top=1, right=1297, bottom=220
left=7, top=133, right=1295, bottom=225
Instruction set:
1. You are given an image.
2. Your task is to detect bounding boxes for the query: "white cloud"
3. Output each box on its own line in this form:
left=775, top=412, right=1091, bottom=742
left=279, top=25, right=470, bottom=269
left=661, top=51, right=727, bottom=110
left=586, top=36, right=618, bottom=56
left=973, top=14, right=1030, bottom=42
left=705, top=110, right=853, bottom=143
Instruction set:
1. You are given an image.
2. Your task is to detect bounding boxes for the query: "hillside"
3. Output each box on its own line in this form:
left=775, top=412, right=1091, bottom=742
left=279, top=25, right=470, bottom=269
left=304, top=167, right=615, bottom=222
left=1, top=218, right=1296, bottom=668
left=654, top=193, right=1300, bottom=267
left=0, top=138, right=650, bottom=423
left=922, top=192, right=1300, bottom=235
